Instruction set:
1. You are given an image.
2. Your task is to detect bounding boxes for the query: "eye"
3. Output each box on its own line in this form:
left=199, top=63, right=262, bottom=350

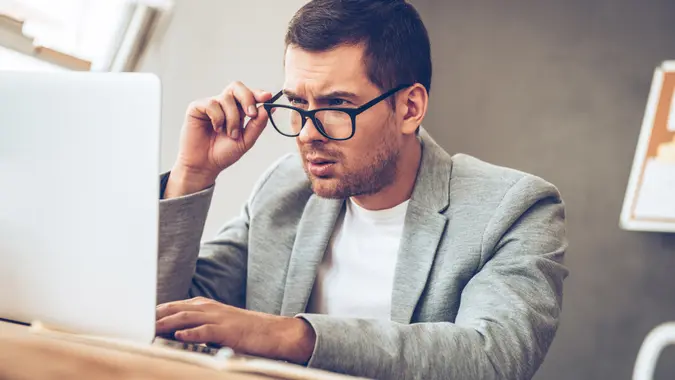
left=287, top=97, right=307, bottom=106
left=327, top=99, right=348, bottom=107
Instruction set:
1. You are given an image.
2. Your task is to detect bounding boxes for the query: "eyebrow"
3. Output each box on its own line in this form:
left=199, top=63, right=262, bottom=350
left=282, top=89, right=360, bottom=101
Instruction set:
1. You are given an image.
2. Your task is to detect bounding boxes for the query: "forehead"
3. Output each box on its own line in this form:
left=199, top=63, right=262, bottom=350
left=283, top=44, right=372, bottom=93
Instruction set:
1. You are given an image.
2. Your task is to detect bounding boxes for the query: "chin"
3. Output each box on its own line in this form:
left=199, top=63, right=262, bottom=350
left=309, top=177, right=345, bottom=199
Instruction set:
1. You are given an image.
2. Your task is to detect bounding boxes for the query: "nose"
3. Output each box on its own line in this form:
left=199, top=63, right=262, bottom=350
left=297, top=116, right=328, bottom=144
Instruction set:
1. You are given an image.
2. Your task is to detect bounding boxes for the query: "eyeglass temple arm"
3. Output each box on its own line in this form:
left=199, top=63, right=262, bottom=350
left=262, top=91, right=284, bottom=105
left=357, top=84, right=413, bottom=111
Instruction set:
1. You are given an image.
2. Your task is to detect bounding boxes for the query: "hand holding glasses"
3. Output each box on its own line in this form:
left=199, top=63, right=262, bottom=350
left=166, top=82, right=411, bottom=199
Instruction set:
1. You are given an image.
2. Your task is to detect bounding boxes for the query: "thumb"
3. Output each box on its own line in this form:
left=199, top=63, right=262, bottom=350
left=252, top=89, right=273, bottom=103
left=241, top=106, right=270, bottom=150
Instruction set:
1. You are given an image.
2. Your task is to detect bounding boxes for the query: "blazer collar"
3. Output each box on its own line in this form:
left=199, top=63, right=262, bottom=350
left=280, top=128, right=453, bottom=320
left=409, top=128, right=452, bottom=213
left=390, top=128, right=452, bottom=323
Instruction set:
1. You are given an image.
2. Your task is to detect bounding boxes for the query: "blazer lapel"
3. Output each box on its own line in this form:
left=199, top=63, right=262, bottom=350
left=280, top=195, right=343, bottom=316
left=391, top=129, right=453, bottom=323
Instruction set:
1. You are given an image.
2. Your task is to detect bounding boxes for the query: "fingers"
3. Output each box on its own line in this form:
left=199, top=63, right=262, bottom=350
left=185, top=296, right=218, bottom=305
left=156, top=302, right=207, bottom=320
left=188, top=82, right=274, bottom=142
left=187, top=99, right=225, bottom=133
left=156, top=297, right=217, bottom=319
left=155, top=311, right=214, bottom=335
left=225, top=83, right=274, bottom=141
left=252, top=89, right=273, bottom=104
left=231, top=82, right=258, bottom=119
left=174, top=324, right=221, bottom=344
left=204, top=99, right=226, bottom=133
left=242, top=106, right=271, bottom=149
left=220, top=90, right=242, bottom=140
left=240, top=88, right=273, bottom=149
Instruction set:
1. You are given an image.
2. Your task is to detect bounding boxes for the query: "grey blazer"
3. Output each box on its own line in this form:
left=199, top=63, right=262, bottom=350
left=157, top=130, right=568, bottom=380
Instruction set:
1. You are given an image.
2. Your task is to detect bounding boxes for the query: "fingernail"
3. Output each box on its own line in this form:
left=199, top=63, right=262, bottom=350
left=230, top=128, right=240, bottom=139
left=248, top=105, right=257, bottom=117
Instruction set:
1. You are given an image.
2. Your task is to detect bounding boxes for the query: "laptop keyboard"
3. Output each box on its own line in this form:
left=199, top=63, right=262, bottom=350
left=153, top=337, right=226, bottom=356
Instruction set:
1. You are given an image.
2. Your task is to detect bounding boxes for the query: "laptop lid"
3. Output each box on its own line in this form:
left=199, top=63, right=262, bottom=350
left=0, top=71, right=160, bottom=344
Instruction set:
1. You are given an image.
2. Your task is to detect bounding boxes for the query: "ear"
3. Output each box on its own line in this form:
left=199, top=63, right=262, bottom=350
left=398, top=84, right=428, bottom=135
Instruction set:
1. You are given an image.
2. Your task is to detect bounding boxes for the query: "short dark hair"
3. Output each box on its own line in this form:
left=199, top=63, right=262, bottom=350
left=285, top=0, right=432, bottom=98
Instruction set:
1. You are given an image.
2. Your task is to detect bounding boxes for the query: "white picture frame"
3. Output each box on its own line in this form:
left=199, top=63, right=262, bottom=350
left=620, top=61, right=675, bottom=233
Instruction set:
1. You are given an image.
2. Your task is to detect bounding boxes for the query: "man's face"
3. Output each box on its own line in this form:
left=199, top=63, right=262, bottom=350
left=283, top=44, right=402, bottom=199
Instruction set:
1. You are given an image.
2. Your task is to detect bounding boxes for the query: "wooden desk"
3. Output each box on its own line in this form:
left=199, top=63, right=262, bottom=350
left=0, top=320, right=277, bottom=380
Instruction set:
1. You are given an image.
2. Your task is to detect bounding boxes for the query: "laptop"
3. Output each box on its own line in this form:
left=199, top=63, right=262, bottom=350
left=0, top=70, right=364, bottom=379
left=0, top=71, right=161, bottom=344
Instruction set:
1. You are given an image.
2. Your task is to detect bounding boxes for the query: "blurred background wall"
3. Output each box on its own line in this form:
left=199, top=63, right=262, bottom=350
left=139, top=0, right=303, bottom=239
left=412, top=1, right=675, bottom=379
left=139, top=1, right=675, bottom=379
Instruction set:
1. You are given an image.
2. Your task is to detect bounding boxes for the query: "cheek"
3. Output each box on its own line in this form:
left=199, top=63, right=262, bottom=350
left=352, top=113, right=393, bottom=150
left=337, top=134, right=379, bottom=170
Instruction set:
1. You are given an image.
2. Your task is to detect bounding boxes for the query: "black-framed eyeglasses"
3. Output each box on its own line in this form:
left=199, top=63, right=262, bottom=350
left=262, top=84, right=412, bottom=141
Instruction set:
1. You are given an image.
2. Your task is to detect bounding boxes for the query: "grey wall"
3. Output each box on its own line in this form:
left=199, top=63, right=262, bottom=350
left=139, top=0, right=303, bottom=239
left=413, top=0, right=675, bottom=379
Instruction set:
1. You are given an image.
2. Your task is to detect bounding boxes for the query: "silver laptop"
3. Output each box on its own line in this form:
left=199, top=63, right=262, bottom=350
left=0, top=71, right=160, bottom=344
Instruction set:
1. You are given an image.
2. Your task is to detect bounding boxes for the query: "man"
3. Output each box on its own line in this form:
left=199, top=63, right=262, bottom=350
left=154, top=0, right=568, bottom=379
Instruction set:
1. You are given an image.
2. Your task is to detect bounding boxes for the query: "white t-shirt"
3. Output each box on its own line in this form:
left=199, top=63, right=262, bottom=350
left=306, top=198, right=409, bottom=320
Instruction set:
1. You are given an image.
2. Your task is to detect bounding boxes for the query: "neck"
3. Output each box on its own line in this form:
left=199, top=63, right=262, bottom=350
left=351, top=137, right=422, bottom=211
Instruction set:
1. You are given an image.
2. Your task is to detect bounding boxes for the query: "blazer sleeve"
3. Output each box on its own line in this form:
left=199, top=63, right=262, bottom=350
left=156, top=157, right=284, bottom=306
left=297, top=175, right=569, bottom=380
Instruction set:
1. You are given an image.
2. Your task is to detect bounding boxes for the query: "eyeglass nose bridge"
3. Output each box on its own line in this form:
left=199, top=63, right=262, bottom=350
left=298, top=111, right=325, bottom=135
left=300, top=113, right=310, bottom=128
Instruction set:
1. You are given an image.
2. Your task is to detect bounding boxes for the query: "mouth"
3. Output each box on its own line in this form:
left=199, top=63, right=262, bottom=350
left=306, top=156, right=336, bottom=165
left=306, top=156, right=337, bottom=177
